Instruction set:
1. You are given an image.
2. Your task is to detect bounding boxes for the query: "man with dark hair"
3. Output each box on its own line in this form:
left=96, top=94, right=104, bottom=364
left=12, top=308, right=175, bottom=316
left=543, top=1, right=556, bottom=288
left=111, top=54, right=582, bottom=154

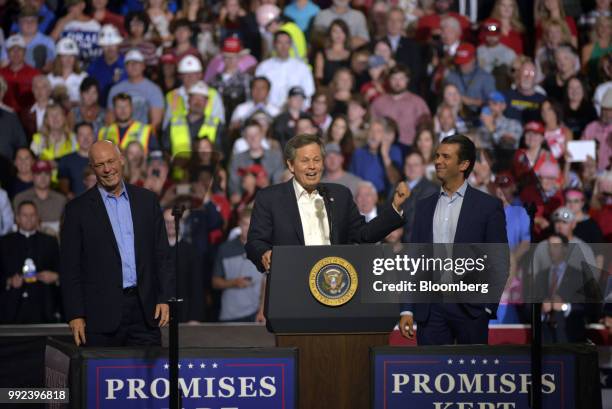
left=385, top=7, right=424, bottom=94
left=246, top=133, right=410, bottom=274
left=230, top=77, right=280, bottom=130
left=58, top=122, right=96, bottom=198
left=99, top=92, right=156, bottom=153
left=370, top=65, right=430, bottom=146
left=399, top=134, right=508, bottom=345
left=0, top=201, right=61, bottom=324
left=60, top=140, right=174, bottom=347
left=255, top=31, right=314, bottom=109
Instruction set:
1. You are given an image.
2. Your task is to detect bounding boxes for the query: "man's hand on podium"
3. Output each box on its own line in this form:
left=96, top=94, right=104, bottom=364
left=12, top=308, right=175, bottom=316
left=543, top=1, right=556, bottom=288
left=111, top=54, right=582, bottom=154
left=392, top=182, right=411, bottom=212
left=262, top=250, right=272, bottom=272
left=69, top=318, right=86, bottom=346
left=399, top=314, right=415, bottom=339
left=155, top=303, right=170, bottom=327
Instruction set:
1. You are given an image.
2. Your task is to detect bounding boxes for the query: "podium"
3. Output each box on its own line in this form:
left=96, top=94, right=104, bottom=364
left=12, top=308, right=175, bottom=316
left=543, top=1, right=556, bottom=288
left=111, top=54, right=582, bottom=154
left=267, top=245, right=399, bottom=409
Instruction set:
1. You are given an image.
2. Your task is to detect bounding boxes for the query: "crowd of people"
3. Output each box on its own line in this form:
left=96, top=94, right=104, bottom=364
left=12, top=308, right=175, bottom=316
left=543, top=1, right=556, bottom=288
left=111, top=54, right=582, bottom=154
left=0, top=0, right=610, bottom=334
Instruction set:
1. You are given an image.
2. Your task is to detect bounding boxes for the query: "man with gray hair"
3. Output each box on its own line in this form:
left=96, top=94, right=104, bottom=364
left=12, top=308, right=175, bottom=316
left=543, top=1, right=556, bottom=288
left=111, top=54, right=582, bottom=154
left=246, top=133, right=410, bottom=273
left=542, top=45, right=580, bottom=101
left=355, top=181, right=379, bottom=222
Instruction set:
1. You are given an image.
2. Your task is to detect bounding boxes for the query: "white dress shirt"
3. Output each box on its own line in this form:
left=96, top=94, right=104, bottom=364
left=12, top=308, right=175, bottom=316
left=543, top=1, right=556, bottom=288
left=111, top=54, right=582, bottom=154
left=255, top=57, right=315, bottom=109
left=293, top=178, right=330, bottom=246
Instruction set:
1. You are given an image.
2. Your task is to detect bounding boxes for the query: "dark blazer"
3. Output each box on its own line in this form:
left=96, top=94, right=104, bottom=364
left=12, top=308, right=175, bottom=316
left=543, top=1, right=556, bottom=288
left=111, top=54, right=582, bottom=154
left=246, top=179, right=404, bottom=272
left=60, top=184, right=174, bottom=333
left=401, top=184, right=509, bottom=321
left=401, top=177, right=439, bottom=243
left=393, top=36, right=425, bottom=95
left=534, top=264, right=601, bottom=305
left=0, top=231, right=60, bottom=324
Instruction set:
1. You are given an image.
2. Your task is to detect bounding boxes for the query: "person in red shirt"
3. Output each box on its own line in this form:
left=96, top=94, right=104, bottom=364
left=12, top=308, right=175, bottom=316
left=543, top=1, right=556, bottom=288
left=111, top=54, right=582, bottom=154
left=416, top=0, right=470, bottom=43
left=488, top=0, right=525, bottom=55
left=0, top=35, right=40, bottom=116
left=534, top=0, right=578, bottom=49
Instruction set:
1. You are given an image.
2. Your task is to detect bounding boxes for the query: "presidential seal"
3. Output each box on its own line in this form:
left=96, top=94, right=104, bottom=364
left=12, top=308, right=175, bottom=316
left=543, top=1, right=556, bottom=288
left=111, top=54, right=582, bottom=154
left=309, top=257, right=358, bottom=307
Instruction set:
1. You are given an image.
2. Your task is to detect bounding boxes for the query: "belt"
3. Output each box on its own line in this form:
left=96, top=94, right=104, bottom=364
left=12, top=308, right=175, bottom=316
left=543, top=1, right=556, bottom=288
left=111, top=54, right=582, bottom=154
left=123, top=286, right=138, bottom=295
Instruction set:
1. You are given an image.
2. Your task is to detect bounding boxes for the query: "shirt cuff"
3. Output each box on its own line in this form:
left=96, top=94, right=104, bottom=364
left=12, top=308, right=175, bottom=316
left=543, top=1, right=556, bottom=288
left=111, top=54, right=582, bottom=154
left=392, top=203, right=404, bottom=216
left=400, top=311, right=413, bottom=316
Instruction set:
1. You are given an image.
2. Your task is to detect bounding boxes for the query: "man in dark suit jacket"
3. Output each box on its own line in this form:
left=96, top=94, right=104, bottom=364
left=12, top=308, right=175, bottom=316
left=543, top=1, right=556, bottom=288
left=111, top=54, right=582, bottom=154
left=246, top=133, right=410, bottom=274
left=535, top=233, right=601, bottom=343
left=385, top=7, right=424, bottom=95
left=401, top=151, right=439, bottom=243
left=60, top=141, right=174, bottom=347
left=399, top=135, right=508, bottom=345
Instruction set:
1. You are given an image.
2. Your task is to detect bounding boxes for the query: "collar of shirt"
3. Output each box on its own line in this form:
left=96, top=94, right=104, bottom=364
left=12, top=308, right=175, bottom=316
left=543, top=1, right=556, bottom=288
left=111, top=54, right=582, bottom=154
left=407, top=177, right=421, bottom=190
left=19, top=229, right=36, bottom=238
left=293, top=178, right=320, bottom=201
left=388, top=35, right=400, bottom=52
left=440, top=179, right=468, bottom=199
left=97, top=183, right=128, bottom=200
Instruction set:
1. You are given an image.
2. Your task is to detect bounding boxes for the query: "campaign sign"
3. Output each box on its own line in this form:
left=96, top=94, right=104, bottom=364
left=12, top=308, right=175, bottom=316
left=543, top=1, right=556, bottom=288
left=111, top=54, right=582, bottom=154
left=373, top=346, right=575, bottom=409
left=86, top=353, right=296, bottom=409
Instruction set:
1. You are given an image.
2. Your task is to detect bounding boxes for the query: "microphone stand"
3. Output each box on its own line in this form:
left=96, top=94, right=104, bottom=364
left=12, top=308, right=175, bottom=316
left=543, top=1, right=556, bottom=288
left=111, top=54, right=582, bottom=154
left=525, top=200, right=541, bottom=409
left=169, top=204, right=184, bottom=409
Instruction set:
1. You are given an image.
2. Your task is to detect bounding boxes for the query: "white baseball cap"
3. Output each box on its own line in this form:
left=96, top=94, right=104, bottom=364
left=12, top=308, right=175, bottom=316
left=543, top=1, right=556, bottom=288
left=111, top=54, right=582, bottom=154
left=5, top=34, right=26, bottom=49
left=177, top=55, right=202, bottom=74
left=188, top=81, right=209, bottom=97
left=125, top=49, right=145, bottom=63
left=56, top=37, right=79, bottom=56
left=98, top=24, right=123, bottom=46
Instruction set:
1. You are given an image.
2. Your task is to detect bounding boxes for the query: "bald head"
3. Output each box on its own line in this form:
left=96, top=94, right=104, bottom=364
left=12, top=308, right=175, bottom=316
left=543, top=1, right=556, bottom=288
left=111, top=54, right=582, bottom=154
left=89, top=140, right=124, bottom=195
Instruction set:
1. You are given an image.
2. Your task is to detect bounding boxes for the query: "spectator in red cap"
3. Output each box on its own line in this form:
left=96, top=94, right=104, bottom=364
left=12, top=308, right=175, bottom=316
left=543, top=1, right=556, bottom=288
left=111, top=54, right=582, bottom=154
left=13, top=159, right=67, bottom=237
left=158, top=53, right=179, bottom=94
left=591, top=171, right=612, bottom=242
left=565, top=188, right=604, bottom=243
left=476, top=18, right=516, bottom=74
left=209, top=37, right=253, bottom=121
left=445, top=42, right=496, bottom=115
left=0, top=35, right=40, bottom=116
left=232, top=163, right=269, bottom=222
left=415, top=0, right=470, bottom=43
left=512, top=121, right=559, bottom=185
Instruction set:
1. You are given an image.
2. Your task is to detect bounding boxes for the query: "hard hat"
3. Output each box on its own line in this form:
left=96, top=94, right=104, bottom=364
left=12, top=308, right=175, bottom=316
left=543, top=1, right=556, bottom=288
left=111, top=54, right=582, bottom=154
left=178, top=55, right=203, bottom=74
left=56, top=37, right=79, bottom=56
left=98, top=24, right=123, bottom=46
left=256, top=4, right=280, bottom=28
left=188, top=81, right=209, bottom=97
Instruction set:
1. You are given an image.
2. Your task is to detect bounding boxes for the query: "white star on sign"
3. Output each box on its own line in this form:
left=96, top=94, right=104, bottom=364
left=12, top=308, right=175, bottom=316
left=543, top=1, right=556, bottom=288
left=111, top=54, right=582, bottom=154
left=212, top=363, right=218, bottom=368
left=447, top=359, right=453, bottom=364
left=164, top=363, right=169, bottom=370
left=494, top=359, right=500, bottom=365
left=482, top=359, right=488, bottom=364
left=177, top=364, right=181, bottom=369
left=200, top=363, right=206, bottom=369
left=471, top=359, right=476, bottom=364
left=601, top=372, right=609, bottom=386
left=459, top=359, right=464, bottom=364
left=188, top=363, right=194, bottom=369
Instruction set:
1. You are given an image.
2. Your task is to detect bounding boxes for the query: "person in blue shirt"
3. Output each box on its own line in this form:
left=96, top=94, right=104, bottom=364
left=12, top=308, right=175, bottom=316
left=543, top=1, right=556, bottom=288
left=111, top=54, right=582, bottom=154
left=7, top=7, right=56, bottom=71
left=87, top=25, right=127, bottom=105
left=283, top=0, right=320, bottom=35
left=10, top=0, right=55, bottom=35
left=350, top=117, right=402, bottom=195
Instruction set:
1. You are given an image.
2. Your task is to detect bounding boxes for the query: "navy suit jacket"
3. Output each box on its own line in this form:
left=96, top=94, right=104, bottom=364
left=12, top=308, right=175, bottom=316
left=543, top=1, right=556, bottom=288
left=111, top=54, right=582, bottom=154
left=245, top=179, right=404, bottom=272
left=401, top=184, right=509, bottom=322
left=60, top=185, right=174, bottom=332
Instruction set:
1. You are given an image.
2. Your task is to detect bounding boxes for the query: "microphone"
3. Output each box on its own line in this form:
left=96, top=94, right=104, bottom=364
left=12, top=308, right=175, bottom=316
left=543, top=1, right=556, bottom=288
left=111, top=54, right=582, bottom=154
left=317, top=185, right=333, bottom=242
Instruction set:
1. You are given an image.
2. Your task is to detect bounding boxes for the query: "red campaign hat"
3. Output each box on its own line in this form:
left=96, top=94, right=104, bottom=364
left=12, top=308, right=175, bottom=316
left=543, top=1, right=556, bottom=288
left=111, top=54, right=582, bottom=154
left=454, top=43, right=476, bottom=65
left=238, top=164, right=267, bottom=178
left=31, top=159, right=53, bottom=174
left=222, top=37, right=248, bottom=55
left=482, top=18, right=501, bottom=35
left=160, top=53, right=177, bottom=64
left=524, top=121, right=545, bottom=135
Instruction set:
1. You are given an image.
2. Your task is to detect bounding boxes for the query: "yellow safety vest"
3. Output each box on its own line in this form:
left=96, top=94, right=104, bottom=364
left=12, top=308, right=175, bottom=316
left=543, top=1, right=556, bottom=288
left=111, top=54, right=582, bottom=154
left=98, top=121, right=152, bottom=153
left=166, top=87, right=218, bottom=121
left=169, top=115, right=219, bottom=157
left=31, top=132, right=78, bottom=161
left=280, top=22, right=307, bottom=62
